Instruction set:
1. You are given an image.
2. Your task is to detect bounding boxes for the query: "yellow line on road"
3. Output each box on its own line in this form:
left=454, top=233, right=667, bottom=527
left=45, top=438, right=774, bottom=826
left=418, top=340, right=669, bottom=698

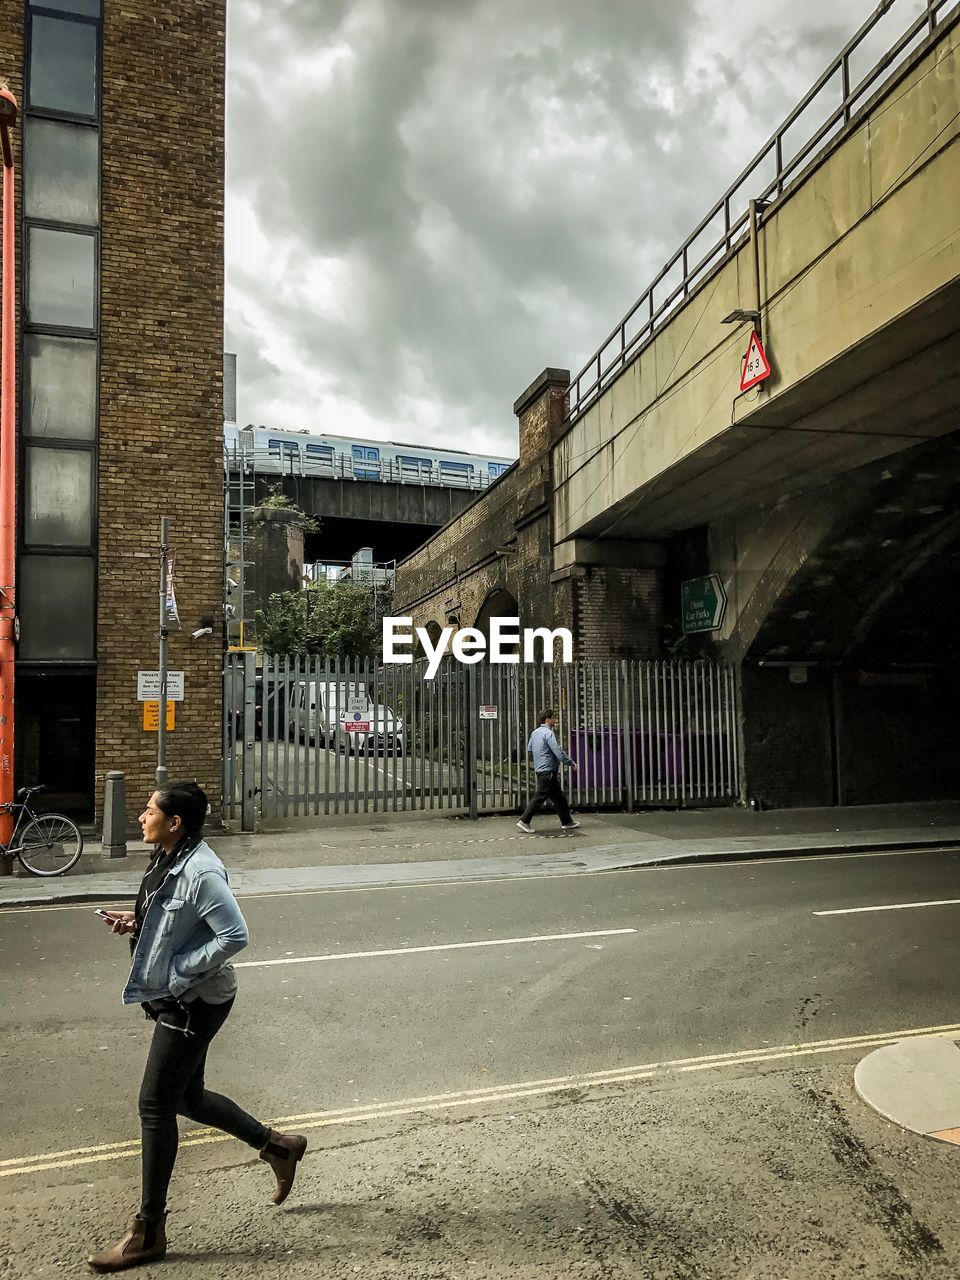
left=4, top=1020, right=960, bottom=1180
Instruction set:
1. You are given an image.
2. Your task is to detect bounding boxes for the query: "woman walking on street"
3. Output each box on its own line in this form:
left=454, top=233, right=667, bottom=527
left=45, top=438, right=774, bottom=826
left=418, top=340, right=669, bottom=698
left=88, top=781, right=307, bottom=1273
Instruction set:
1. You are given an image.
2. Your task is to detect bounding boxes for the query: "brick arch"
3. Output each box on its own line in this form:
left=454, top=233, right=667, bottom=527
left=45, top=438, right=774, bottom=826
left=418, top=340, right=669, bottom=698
left=724, top=436, right=960, bottom=810
left=720, top=504, right=837, bottom=664
left=473, top=587, right=520, bottom=643
left=715, top=436, right=960, bottom=665
left=413, top=619, right=445, bottom=662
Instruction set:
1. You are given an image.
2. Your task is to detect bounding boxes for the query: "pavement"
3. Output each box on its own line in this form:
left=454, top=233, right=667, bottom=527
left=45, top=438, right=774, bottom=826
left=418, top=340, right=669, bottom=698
left=3, top=796, right=960, bottom=1150
left=856, top=1036, right=960, bottom=1146
left=2, top=797, right=959, bottom=907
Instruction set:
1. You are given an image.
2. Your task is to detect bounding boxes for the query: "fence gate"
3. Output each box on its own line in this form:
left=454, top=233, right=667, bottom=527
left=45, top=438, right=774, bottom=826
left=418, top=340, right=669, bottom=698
left=222, top=655, right=740, bottom=828
left=223, top=653, right=468, bottom=825
left=472, top=659, right=740, bottom=812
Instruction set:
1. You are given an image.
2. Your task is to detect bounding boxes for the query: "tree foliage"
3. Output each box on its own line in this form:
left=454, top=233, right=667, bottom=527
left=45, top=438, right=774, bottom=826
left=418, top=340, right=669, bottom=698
left=257, top=580, right=394, bottom=658
left=258, top=486, right=320, bottom=533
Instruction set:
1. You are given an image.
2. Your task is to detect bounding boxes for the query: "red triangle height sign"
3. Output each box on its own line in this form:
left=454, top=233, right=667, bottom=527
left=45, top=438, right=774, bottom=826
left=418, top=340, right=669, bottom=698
left=739, top=330, right=771, bottom=392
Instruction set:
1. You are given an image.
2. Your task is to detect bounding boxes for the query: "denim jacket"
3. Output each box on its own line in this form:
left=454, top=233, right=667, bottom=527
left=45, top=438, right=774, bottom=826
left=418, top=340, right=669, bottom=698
left=122, top=839, right=249, bottom=1005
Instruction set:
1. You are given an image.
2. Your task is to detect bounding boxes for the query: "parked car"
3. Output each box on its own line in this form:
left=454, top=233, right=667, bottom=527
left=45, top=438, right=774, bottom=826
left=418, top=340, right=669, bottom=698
left=289, top=680, right=404, bottom=755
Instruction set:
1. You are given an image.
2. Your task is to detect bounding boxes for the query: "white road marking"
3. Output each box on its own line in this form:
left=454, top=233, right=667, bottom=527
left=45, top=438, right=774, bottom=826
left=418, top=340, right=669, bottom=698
left=815, top=897, right=960, bottom=916
left=6, top=1019, right=960, bottom=1179
left=234, top=927, right=638, bottom=968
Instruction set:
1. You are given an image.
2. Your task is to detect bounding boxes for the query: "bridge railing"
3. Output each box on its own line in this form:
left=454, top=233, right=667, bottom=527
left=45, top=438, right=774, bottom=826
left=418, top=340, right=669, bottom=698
left=223, top=444, right=502, bottom=491
left=567, top=0, right=959, bottom=424
left=303, top=560, right=397, bottom=585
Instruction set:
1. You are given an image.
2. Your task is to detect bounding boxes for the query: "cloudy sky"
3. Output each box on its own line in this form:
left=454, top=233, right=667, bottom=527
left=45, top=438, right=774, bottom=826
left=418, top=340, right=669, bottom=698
left=223, top=0, right=901, bottom=459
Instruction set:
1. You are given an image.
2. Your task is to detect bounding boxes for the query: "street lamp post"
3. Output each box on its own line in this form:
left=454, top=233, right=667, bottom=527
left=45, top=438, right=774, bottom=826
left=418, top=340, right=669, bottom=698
left=0, top=85, right=18, bottom=870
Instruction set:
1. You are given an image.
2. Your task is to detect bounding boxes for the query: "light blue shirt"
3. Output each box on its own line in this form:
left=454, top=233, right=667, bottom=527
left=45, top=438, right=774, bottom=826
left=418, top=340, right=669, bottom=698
left=123, top=840, right=248, bottom=1005
left=527, top=723, right=573, bottom=773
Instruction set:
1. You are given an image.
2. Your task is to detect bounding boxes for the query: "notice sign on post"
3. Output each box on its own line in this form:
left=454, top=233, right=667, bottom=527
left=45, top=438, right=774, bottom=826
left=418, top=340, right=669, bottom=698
left=143, top=701, right=175, bottom=732
left=344, top=711, right=371, bottom=733
left=681, top=575, right=727, bottom=634
left=479, top=705, right=498, bottom=720
left=138, top=670, right=184, bottom=701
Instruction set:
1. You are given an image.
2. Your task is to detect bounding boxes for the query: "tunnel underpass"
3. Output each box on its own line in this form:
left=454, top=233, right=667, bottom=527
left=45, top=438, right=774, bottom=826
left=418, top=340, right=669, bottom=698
left=303, top=517, right=440, bottom=566
left=737, top=436, right=960, bottom=808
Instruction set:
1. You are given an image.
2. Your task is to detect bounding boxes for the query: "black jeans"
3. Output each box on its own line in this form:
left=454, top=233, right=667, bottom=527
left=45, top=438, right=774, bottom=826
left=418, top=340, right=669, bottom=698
left=138, top=996, right=269, bottom=1220
left=520, top=770, right=572, bottom=826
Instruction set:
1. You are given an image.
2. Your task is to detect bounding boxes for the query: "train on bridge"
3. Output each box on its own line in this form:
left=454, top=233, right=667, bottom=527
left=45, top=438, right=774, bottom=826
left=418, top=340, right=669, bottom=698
left=224, top=423, right=515, bottom=491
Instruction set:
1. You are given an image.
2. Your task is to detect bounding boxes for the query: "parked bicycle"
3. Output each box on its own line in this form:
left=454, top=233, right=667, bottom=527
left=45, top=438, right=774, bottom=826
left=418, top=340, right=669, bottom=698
left=1, top=785, right=83, bottom=877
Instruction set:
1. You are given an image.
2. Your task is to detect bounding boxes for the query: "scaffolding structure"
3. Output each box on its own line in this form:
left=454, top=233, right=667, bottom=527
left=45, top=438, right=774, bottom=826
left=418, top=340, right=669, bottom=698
left=223, top=439, right=256, bottom=651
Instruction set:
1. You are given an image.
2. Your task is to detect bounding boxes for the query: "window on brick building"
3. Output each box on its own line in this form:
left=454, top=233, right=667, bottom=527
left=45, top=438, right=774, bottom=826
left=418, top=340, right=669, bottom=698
left=18, top=556, right=96, bottom=661
left=24, top=447, right=94, bottom=548
left=16, top=669, right=96, bottom=819
left=26, top=227, right=97, bottom=329
left=28, top=13, right=99, bottom=117
left=20, top=0, right=103, bottom=822
left=24, top=117, right=99, bottom=225
left=29, top=0, right=101, bottom=13
left=23, top=335, right=98, bottom=439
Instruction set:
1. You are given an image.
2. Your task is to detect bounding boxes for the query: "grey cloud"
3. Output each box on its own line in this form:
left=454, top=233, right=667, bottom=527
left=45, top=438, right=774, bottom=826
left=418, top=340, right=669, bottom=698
left=225, top=0, right=860, bottom=444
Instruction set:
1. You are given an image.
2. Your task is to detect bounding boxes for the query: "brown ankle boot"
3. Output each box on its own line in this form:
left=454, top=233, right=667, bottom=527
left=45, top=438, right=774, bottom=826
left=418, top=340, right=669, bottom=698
left=259, top=1129, right=308, bottom=1205
left=87, top=1213, right=167, bottom=1271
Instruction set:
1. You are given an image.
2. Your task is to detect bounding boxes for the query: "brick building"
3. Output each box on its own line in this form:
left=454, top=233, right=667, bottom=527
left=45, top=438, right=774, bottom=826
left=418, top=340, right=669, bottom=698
left=0, top=0, right=226, bottom=823
left=395, top=368, right=664, bottom=659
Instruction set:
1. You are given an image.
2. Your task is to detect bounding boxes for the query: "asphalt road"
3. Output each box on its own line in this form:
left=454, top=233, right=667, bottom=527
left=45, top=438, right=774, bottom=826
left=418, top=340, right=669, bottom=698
left=255, top=740, right=464, bottom=815
left=2, top=847, right=960, bottom=1278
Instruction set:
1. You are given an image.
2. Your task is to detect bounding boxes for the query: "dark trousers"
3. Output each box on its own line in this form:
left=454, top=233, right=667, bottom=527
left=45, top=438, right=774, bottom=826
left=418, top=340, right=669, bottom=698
left=138, top=996, right=269, bottom=1220
left=520, top=770, right=572, bottom=826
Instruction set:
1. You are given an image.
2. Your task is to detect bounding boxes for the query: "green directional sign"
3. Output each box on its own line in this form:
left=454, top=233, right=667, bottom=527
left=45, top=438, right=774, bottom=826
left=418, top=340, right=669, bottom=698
left=681, top=574, right=727, bottom=634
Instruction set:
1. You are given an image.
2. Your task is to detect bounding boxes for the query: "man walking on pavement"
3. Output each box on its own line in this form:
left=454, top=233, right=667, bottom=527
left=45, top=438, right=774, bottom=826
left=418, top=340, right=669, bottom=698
left=517, top=708, right=580, bottom=834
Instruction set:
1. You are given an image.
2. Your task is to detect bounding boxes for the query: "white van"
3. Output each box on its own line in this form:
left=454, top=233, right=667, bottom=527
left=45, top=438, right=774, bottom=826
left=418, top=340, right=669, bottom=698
left=290, top=680, right=405, bottom=755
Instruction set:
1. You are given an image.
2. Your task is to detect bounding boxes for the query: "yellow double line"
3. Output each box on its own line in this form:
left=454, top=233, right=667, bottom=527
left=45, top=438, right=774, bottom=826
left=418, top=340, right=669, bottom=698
left=4, top=1020, right=959, bottom=1180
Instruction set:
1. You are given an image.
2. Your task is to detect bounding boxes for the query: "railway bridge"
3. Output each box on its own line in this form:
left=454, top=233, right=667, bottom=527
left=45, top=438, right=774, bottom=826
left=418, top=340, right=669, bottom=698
left=395, top=1, right=960, bottom=808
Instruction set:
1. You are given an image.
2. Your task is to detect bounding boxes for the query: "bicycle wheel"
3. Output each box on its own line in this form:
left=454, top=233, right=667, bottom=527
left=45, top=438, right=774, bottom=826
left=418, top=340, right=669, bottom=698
left=17, top=814, right=84, bottom=876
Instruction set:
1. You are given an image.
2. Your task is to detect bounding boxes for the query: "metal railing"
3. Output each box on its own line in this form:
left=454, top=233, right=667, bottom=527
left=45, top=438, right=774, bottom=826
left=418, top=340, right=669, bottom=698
left=473, top=659, right=739, bottom=811
left=222, top=654, right=740, bottom=828
left=303, top=559, right=396, bottom=586
left=567, top=0, right=959, bottom=422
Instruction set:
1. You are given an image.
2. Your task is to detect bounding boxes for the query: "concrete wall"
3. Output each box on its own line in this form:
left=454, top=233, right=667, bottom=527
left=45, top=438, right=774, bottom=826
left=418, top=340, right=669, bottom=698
left=740, top=666, right=836, bottom=809
left=262, top=473, right=488, bottom=528
left=554, top=15, right=960, bottom=543
left=741, top=665, right=960, bottom=809
left=837, top=673, right=959, bottom=805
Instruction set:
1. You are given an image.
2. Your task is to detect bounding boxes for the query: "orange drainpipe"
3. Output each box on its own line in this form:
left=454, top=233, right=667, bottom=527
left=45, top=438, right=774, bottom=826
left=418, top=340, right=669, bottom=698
left=0, top=86, right=19, bottom=869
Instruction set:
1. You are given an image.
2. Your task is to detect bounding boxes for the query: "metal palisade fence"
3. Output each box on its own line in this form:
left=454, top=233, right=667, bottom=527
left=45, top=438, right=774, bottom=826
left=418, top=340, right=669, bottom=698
left=223, top=653, right=740, bottom=828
